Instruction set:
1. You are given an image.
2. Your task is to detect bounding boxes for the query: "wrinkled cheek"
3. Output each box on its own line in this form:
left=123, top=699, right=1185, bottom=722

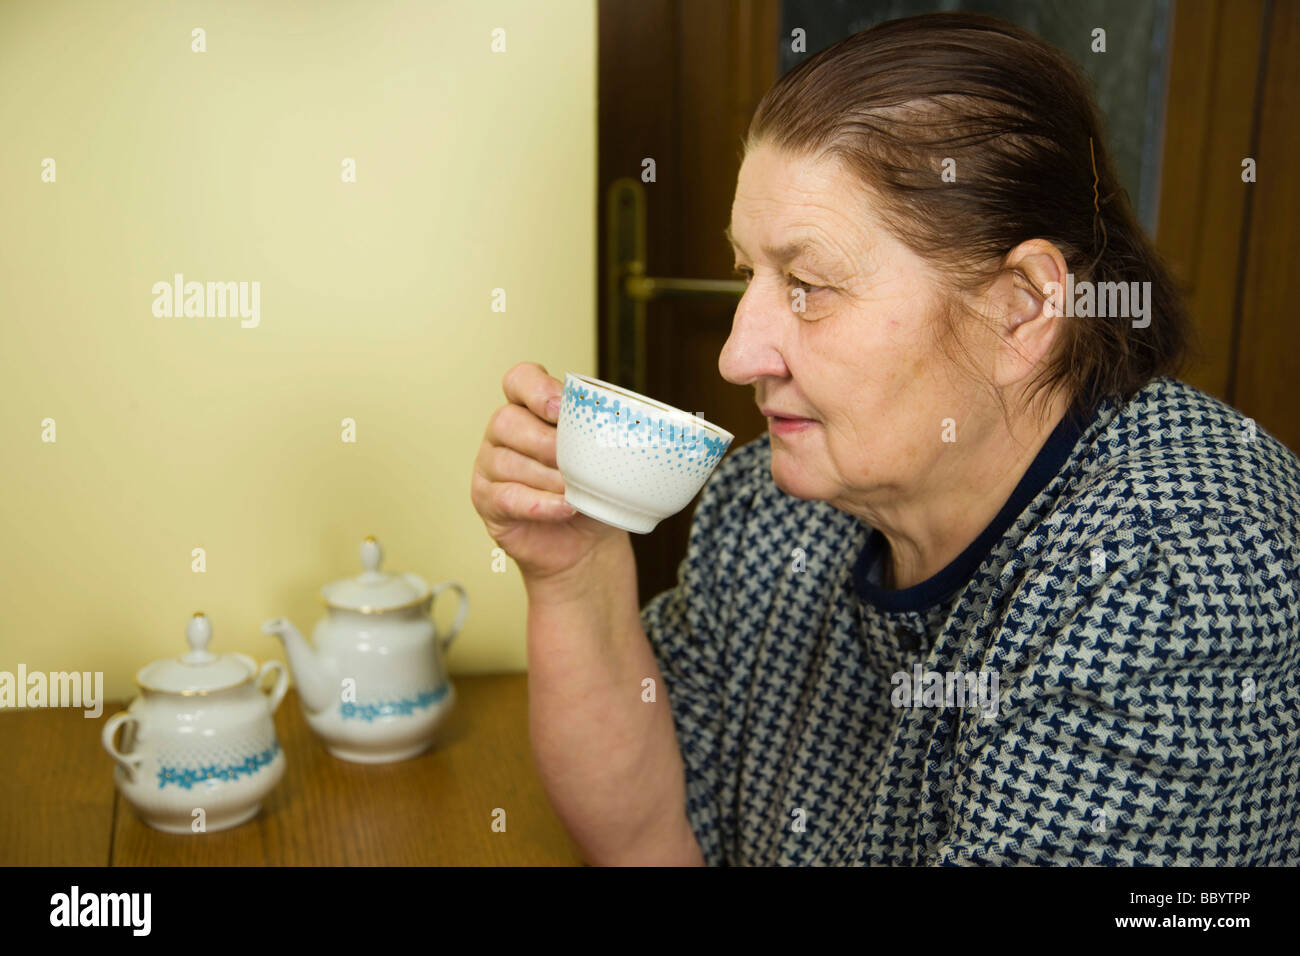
left=840, top=436, right=874, bottom=490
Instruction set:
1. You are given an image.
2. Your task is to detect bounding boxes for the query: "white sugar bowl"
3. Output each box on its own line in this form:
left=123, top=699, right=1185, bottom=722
left=101, top=613, right=289, bottom=834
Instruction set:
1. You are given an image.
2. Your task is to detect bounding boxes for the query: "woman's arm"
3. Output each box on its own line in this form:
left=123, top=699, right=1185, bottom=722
left=525, top=533, right=705, bottom=866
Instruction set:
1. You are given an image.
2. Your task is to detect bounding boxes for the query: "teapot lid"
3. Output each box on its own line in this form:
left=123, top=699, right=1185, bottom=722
left=321, top=537, right=430, bottom=613
left=136, top=613, right=257, bottom=695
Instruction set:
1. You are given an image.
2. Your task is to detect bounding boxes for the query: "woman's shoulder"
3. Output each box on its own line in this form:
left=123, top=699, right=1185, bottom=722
left=1075, top=377, right=1298, bottom=528
left=992, top=379, right=1296, bottom=662
left=1054, top=376, right=1299, bottom=591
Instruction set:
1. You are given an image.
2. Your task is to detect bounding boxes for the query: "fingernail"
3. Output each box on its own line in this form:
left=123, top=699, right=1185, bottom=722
left=546, top=397, right=560, bottom=419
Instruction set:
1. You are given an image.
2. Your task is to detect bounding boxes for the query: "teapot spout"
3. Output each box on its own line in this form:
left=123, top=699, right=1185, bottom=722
left=261, top=617, right=337, bottom=715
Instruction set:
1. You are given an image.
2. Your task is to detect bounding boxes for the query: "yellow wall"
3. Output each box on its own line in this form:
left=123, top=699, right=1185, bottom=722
left=0, top=0, right=596, bottom=702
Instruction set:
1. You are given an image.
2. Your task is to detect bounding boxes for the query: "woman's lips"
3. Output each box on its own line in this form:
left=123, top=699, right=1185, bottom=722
left=758, top=406, right=817, bottom=435
left=767, top=415, right=817, bottom=436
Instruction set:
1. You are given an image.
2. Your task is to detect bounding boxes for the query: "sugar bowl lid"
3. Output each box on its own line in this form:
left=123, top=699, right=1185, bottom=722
left=320, top=537, right=430, bottom=613
left=136, top=613, right=256, bottom=695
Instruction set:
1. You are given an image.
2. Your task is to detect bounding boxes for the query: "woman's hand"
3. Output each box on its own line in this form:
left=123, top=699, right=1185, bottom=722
left=471, top=361, right=625, bottom=584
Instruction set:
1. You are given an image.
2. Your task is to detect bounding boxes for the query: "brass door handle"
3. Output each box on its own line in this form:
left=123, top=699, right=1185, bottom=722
left=606, top=178, right=744, bottom=394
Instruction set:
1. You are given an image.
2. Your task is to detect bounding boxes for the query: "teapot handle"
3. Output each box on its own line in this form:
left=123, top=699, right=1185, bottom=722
left=258, top=660, right=290, bottom=713
left=102, top=711, right=145, bottom=776
left=429, top=581, right=469, bottom=653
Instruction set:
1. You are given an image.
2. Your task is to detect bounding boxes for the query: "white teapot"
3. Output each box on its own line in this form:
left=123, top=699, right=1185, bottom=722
left=262, top=536, right=467, bottom=763
left=101, top=613, right=288, bottom=833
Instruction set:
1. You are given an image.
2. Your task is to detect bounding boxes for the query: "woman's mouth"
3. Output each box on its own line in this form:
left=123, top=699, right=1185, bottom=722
left=766, top=415, right=818, bottom=436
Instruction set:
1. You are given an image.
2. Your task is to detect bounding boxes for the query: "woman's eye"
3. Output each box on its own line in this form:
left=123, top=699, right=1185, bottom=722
left=728, top=265, right=816, bottom=291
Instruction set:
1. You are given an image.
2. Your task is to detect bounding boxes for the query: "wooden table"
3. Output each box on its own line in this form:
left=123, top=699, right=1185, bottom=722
left=0, top=674, right=585, bottom=865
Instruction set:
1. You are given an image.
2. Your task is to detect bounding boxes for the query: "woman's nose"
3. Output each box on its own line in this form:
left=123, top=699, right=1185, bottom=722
left=718, top=289, right=787, bottom=385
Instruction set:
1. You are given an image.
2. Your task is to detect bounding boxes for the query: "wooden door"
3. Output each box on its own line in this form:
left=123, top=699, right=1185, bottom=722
left=1159, top=0, right=1300, bottom=452
left=598, top=0, right=778, bottom=605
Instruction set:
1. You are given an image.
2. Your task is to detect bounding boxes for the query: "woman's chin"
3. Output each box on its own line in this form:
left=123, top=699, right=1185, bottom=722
left=769, top=453, right=826, bottom=500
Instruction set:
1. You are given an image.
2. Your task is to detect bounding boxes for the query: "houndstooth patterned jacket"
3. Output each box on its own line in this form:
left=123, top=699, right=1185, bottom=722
left=640, top=377, right=1300, bottom=865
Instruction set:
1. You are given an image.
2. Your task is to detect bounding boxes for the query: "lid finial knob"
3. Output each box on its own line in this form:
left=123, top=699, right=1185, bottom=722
left=184, top=612, right=217, bottom=663
left=360, top=536, right=383, bottom=573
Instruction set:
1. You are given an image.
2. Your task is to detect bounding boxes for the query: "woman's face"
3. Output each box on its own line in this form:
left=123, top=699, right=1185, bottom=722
left=720, top=143, right=991, bottom=513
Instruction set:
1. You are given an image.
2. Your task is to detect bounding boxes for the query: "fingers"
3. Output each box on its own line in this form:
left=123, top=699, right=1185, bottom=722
left=486, top=402, right=560, bottom=469
left=502, top=361, right=563, bottom=425
left=481, top=443, right=566, bottom=496
left=471, top=361, right=575, bottom=528
left=473, top=474, right=575, bottom=525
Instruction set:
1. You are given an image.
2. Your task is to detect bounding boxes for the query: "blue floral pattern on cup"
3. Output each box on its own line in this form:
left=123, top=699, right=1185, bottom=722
left=561, top=380, right=729, bottom=472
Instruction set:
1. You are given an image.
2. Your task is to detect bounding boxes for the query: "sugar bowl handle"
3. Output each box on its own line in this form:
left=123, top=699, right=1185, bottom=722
left=258, top=659, right=290, bottom=713
left=102, top=711, right=145, bottom=776
left=430, top=581, right=468, bottom=653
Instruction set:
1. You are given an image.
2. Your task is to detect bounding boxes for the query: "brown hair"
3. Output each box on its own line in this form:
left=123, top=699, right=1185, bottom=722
left=745, top=12, right=1192, bottom=418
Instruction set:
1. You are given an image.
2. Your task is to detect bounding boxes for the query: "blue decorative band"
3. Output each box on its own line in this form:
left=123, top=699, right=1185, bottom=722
left=156, top=740, right=281, bottom=790
left=340, top=685, right=449, bottom=722
left=562, top=381, right=729, bottom=469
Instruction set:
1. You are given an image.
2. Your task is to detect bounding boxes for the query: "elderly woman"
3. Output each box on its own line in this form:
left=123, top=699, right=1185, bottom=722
left=471, top=13, right=1299, bottom=865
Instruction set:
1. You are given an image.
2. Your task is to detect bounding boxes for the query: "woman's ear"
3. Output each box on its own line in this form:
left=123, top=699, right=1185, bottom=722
left=988, top=239, right=1070, bottom=386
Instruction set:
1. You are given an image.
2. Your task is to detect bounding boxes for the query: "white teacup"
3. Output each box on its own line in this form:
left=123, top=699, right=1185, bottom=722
left=555, top=372, right=734, bottom=533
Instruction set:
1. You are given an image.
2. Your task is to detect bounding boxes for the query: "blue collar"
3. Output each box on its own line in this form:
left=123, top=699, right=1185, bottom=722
left=852, top=398, right=1097, bottom=612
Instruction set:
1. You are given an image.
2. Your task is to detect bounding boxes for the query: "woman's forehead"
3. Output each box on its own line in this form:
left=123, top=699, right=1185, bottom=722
left=728, top=202, right=884, bottom=272
left=731, top=147, right=883, bottom=248
left=735, top=145, right=852, bottom=202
